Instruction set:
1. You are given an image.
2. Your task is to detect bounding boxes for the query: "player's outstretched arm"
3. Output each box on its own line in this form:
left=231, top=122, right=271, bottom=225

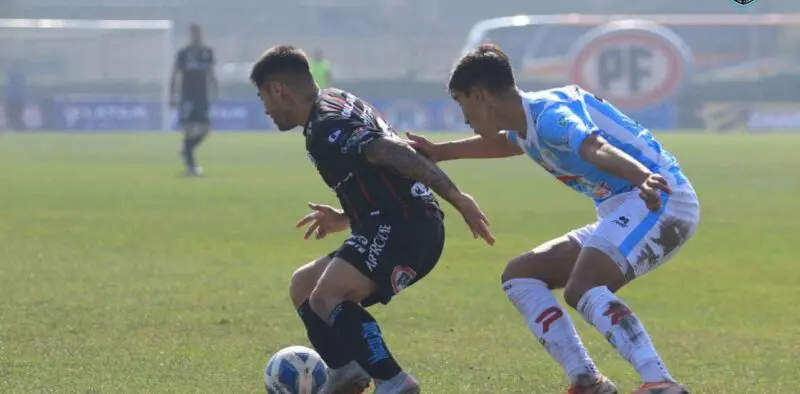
left=364, top=137, right=464, bottom=203
left=363, top=138, right=495, bottom=244
left=406, top=132, right=522, bottom=162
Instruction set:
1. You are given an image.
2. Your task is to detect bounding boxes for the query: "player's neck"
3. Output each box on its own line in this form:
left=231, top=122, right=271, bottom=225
left=292, top=87, right=321, bottom=128
left=496, top=88, right=528, bottom=137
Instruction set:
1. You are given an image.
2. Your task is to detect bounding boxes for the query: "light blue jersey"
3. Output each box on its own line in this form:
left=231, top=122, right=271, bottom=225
left=506, top=85, right=687, bottom=204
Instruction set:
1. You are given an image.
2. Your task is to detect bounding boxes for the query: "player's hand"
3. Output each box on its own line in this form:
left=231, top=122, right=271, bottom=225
left=295, top=203, right=350, bottom=240
left=405, top=132, right=442, bottom=162
left=637, top=173, right=672, bottom=212
left=451, top=192, right=495, bottom=246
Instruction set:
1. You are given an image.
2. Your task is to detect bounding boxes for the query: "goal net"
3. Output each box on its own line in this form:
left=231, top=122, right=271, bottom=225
left=0, top=19, right=174, bottom=131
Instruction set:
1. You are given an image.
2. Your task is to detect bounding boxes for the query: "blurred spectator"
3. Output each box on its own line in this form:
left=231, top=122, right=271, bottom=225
left=3, top=61, right=26, bottom=131
left=310, top=49, right=332, bottom=88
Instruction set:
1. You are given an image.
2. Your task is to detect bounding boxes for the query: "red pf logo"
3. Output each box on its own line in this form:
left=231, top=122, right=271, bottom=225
left=568, top=21, right=689, bottom=111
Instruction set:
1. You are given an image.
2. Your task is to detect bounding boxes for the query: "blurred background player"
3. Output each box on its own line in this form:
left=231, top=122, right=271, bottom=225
left=170, top=23, right=218, bottom=176
left=2, top=60, right=27, bottom=132
left=408, top=44, right=698, bottom=394
left=309, top=48, right=332, bottom=89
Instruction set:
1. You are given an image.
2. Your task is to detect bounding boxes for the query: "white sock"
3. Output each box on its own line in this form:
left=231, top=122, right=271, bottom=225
left=503, top=278, right=599, bottom=384
left=577, top=286, right=675, bottom=383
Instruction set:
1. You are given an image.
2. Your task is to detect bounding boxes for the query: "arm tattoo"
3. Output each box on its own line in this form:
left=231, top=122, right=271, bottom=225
left=363, top=138, right=461, bottom=202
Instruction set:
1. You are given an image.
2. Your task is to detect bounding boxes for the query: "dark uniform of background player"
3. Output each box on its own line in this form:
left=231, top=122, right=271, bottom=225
left=170, top=24, right=218, bottom=176
left=249, top=45, right=494, bottom=393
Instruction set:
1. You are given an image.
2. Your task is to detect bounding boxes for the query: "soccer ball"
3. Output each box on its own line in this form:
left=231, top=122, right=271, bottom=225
left=264, top=346, right=328, bottom=394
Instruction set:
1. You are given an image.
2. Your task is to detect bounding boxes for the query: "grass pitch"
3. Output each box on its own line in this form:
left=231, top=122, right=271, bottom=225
left=1, top=131, right=799, bottom=393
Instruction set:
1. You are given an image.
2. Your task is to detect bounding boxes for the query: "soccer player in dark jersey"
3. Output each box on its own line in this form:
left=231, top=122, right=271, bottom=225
left=170, top=24, right=218, bottom=176
left=250, top=45, right=494, bottom=394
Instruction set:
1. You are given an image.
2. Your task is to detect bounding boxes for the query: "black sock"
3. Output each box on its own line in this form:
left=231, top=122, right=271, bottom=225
left=193, top=128, right=209, bottom=148
left=188, top=129, right=208, bottom=167
left=182, top=132, right=196, bottom=168
left=328, top=300, right=402, bottom=380
left=297, top=300, right=352, bottom=369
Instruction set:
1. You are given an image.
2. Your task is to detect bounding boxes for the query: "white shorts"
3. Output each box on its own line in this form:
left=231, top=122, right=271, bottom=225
left=566, top=183, right=700, bottom=281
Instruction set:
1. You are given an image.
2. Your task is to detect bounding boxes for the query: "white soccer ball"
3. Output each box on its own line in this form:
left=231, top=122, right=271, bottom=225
left=264, top=346, right=328, bottom=394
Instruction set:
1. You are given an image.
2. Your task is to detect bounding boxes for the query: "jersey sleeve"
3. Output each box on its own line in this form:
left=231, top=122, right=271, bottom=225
left=314, top=117, right=384, bottom=157
left=338, top=126, right=385, bottom=156
left=535, top=102, right=599, bottom=154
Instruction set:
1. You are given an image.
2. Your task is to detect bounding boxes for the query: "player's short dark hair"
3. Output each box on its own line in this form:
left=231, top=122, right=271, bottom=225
left=448, top=43, right=516, bottom=95
left=249, top=45, right=314, bottom=88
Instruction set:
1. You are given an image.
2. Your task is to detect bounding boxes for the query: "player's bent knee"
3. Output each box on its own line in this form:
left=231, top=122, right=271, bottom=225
left=289, top=257, right=332, bottom=308
left=501, top=256, right=555, bottom=287
left=563, top=281, right=592, bottom=309
left=500, top=257, right=531, bottom=284
left=564, top=246, right=628, bottom=309
left=289, top=268, right=315, bottom=308
left=562, top=262, right=617, bottom=309
left=307, top=259, right=359, bottom=319
left=307, top=286, right=347, bottom=323
left=501, top=237, right=581, bottom=289
left=501, top=254, right=563, bottom=289
left=322, top=258, right=377, bottom=302
left=306, top=290, right=330, bottom=321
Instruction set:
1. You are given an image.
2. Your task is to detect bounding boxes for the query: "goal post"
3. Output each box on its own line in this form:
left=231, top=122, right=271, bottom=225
left=0, top=18, right=174, bottom=131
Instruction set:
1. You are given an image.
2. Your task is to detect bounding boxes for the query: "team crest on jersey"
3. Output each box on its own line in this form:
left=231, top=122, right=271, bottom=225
left=391, top=265, right=417, bottom=294
left=591, top=182, right=613, bottom=199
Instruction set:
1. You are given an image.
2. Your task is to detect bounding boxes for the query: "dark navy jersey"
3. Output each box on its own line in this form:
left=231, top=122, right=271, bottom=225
left=175, top=45, right=214, bottom=102
left=303, top=88, right=442, bottom=224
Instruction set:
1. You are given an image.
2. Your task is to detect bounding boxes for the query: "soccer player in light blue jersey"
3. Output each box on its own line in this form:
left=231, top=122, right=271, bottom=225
left=408, top=44, right=698, bottom=394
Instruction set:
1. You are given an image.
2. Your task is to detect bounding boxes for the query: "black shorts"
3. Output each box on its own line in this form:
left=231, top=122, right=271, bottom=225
left=328, top=210, right=445, bottom=307
left=179, top=99, right=210, bottom=125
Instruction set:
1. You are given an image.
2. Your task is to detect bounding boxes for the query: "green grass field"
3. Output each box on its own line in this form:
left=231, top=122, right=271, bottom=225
left=1, top=132, right=799, bottom=393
